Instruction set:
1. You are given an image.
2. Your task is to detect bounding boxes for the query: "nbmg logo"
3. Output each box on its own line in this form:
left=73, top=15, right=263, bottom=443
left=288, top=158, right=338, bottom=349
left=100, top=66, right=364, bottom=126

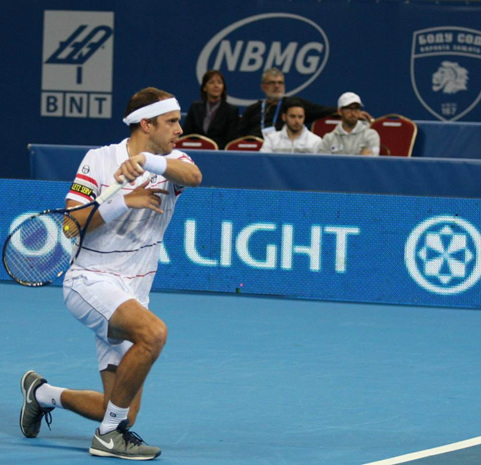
left=197, top=13, right=329, bottom=106
left=405, top=215, right=481, bottom=294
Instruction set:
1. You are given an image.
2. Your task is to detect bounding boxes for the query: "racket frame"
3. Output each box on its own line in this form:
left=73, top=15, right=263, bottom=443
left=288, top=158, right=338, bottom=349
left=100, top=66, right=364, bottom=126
left=2, top=179, right=126, bottom=287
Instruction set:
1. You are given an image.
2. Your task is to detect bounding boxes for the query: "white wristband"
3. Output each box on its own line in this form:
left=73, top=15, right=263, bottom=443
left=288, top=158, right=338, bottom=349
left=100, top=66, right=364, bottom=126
left=143, top=152, right=167, bottom=175
left=98, top=194, right=128, bottom=223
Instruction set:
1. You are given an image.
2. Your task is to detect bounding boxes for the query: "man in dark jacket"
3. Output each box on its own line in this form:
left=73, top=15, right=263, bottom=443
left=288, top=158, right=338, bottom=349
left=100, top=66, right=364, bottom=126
left=237, top=68, right=337, bottom=139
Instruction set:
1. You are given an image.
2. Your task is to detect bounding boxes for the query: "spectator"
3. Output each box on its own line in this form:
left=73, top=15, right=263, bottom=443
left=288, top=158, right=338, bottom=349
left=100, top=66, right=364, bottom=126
left=320, top=92, right=380, bottom=156
left=260, top=98, right=323, bottom=154
left=182, top=70, right=239, bottom=149
left=237, top=68, right=337, bottom=139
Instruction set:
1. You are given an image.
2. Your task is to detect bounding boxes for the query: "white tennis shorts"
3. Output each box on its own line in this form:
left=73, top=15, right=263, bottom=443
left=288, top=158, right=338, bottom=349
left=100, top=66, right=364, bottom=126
left=63, top=272, right=140, bottom=371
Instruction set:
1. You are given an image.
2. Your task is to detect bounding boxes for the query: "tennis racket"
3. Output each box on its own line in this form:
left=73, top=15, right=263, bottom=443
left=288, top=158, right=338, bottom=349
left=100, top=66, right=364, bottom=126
left=2, top=179, right=127, bottom=287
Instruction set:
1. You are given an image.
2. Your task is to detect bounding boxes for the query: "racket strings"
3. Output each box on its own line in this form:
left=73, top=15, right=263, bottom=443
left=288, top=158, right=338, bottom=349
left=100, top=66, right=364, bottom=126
left=3, top=212, right=80, bottom=285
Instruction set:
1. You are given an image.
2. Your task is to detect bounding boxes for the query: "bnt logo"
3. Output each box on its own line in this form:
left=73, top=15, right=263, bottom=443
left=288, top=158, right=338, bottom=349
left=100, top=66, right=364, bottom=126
left=41, top=10, right=114, bottom=119
left=405, top=215, right=481, bottom=294
left=197, top=13, right=329, bottom=106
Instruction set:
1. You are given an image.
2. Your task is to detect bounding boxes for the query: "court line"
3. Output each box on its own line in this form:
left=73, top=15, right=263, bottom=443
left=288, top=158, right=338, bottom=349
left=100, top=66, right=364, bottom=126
left=363, top=436, right=481, bottom=464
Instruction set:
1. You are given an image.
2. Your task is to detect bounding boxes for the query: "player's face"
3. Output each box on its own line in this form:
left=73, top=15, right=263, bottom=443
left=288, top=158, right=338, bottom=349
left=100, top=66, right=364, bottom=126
left=283, top=106, right=305, bottom=133
left=149, top=110, right=183, bottom=154
left=261, top=74, right=285, bottom=101
left=203, top=74, right=224, bottom=101
left=340, top=104, right=362, bottom=129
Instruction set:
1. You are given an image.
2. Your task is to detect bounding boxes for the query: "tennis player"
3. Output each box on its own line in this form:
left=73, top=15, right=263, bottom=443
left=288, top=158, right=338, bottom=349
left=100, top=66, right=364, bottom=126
left=19, top=87, right=202, bottom=460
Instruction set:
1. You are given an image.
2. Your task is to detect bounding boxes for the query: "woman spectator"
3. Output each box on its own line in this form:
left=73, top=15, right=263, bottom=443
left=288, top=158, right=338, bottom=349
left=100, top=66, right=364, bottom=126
left=182, top=70, right=239, bottom=149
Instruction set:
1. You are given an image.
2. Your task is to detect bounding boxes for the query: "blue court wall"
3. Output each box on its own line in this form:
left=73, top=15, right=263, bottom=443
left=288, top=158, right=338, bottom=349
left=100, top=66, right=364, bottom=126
left=2, top=0, right=481, bottom=179
left=1, top=179, right=481, bottom=309
left=28, top=144, right=481, bottom=198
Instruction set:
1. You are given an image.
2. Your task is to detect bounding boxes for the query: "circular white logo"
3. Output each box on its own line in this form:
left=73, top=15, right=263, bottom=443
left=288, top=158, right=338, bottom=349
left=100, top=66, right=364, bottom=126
left=405, top=215, right=481, bottom=294
left=196, top=13, right=329, bottom=106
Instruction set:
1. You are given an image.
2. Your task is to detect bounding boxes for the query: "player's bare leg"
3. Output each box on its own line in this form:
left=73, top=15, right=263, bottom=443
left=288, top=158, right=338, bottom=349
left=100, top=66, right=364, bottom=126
left=89, top=299, right=166, bottom=459
left=59, top=371, right=143, bottom=425
left=106, top=299, right=167, bottom=408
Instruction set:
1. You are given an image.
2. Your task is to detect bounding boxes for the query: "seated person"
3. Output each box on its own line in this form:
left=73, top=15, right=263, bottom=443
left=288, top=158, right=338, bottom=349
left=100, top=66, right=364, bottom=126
left=182, top=70, right=239, bottom=149
left=320, top=92, right=380, bottom=156
left=260, top=98, right=323, bottom=154
left=238, top=67, right=336, bottom=139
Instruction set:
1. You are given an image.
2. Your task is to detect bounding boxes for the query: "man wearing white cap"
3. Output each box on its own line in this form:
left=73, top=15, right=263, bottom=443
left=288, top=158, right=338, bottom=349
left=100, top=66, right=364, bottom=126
left=19, top=87, right=202, bottom=460
left=321, top=92, right=380, bottom=156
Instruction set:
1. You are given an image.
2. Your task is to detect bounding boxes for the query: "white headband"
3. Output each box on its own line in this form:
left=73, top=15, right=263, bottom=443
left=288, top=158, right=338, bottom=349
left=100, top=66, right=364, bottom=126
left=123, top=98, right=181, bottom=125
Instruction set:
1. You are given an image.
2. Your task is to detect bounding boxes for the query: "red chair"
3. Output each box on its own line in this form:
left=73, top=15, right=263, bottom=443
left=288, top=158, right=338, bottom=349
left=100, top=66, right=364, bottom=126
left=311, top=113, right=341, bottom=137
left=370, top=114, right=418, bottom=157
left=379, top=144, right=391, bottom=156
left=225, top=136, right=264, bottom=151
left=175, top=134, right=218, bottom=150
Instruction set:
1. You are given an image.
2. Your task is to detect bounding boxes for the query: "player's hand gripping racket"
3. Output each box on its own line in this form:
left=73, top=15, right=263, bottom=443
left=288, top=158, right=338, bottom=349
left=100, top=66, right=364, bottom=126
left=2, top=179, right=128, bottom=287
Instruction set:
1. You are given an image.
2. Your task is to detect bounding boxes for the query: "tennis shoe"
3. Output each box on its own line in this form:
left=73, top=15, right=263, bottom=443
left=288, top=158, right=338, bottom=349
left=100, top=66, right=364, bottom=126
left=90, top=419, right=161, bottom=460
left=20, top=370, right=53, bottom=438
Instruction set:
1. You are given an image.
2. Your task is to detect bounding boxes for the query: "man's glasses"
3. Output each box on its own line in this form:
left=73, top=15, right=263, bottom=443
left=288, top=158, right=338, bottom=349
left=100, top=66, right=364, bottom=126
left=341, top=106, right=362, bottom=112
left=264, top=80, right=285, bottom=85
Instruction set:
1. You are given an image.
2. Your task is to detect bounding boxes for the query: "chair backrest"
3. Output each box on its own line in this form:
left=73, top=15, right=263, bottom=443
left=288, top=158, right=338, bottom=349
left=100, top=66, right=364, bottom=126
left=379, top=144, right=391, bottom=156
left=311, top=113, right=341, bottom=137
left=370, top=114, right=418, bottom=157
left=175, top=134, right=218, bottom=150
left=225, top=136, right=264, bottom=151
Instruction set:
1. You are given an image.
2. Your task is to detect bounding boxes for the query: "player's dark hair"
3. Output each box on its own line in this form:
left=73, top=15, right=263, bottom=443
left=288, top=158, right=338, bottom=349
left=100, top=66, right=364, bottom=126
left=124, top=87, right=175, bottom=131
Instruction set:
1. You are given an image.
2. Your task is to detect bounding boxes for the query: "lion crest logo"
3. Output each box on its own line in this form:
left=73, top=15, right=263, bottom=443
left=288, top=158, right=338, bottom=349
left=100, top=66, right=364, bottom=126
left=432, top=61, right=468, bottom=95
left=411, top=27, right=481, bottom=121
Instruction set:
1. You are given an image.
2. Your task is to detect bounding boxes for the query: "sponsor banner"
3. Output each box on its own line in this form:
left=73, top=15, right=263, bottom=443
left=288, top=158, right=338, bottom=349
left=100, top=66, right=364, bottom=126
left=41, top=10, right=114, bottom=119
left=1, top=179, right=480, bottom=309
left=3, top=3, right=481, bottom=180
left=196, top=13, right=330, bottom=106
left=411, top=26, right=481, bottom=121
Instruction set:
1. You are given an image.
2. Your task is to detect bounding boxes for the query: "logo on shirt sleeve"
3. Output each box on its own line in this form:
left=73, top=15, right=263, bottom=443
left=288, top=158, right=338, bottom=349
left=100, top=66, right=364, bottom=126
left=70, top=182, right=94, bottom=198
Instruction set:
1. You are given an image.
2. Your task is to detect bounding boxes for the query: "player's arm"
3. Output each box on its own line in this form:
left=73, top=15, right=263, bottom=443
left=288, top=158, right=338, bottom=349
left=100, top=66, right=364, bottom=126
left=115, top=153, right=202, bottom=187
left=66, top=200, right=104, bottom=231
left=163, top=158, right=202, bottom=186
left=66, top=180, right=169, bottom=231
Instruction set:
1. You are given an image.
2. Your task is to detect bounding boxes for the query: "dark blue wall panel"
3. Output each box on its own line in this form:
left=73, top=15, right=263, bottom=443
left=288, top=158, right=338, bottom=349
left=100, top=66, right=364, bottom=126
left=2, top=1, right=481, bottom=179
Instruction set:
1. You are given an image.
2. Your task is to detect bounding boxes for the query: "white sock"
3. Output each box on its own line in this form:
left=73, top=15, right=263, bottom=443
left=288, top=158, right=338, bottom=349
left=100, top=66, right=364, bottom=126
left=35, top=383, right=65, bottom=409
left=99, top=401, right=129, bottom=435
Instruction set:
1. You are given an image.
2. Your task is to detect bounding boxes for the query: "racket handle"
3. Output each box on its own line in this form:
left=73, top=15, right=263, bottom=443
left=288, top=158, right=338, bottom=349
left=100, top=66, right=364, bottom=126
left=96, top=177, right=129, bottom=205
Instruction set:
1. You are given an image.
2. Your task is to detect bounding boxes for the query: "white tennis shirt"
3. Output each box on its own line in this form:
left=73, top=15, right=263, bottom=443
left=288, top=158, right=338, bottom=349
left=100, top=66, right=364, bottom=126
left=65, top=138, right=194, bottom=301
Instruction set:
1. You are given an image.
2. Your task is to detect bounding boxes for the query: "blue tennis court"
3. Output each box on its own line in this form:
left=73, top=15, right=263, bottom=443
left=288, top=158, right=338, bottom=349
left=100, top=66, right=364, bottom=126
left=2, top=281, right=481, bottom=465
